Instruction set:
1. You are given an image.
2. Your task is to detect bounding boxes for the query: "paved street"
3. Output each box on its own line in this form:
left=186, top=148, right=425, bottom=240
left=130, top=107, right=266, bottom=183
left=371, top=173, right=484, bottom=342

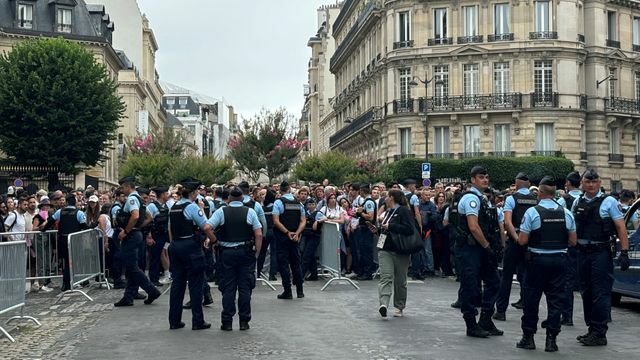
left=2, top=277, right=638, bottom=359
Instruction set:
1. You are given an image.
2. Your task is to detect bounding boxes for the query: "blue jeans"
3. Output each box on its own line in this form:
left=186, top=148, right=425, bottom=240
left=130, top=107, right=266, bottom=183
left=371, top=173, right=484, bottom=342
left=409, top=235, right=434, bottom=275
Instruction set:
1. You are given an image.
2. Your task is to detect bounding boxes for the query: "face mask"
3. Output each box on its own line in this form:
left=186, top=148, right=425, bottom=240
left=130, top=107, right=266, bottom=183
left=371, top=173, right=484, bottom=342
left=39, top=210, right=49, bottom=219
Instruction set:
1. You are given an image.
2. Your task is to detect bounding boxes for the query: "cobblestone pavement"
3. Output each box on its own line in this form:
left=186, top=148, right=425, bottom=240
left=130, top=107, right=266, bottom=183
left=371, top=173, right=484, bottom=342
left=2, top=277, right=639, bottom=360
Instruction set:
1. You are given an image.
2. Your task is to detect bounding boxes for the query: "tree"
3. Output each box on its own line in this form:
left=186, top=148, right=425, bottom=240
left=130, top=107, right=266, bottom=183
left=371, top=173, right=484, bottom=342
left=126, top=127, right=197, bottom=157
left=229, top=108, right=307, bottom=182
left=293, top=152, right=356, bottom=185
left=0, top=38, right=124, bottom=173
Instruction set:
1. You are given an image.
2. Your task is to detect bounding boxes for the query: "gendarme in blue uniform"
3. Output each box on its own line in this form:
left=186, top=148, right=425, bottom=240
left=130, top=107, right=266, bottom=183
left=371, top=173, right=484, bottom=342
left=273, top=192, right=305, bottom=297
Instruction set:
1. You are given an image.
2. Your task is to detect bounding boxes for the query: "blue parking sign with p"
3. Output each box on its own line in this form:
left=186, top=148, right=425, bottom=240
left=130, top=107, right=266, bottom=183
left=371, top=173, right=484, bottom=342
left=422, top=163, right=431, bottom=172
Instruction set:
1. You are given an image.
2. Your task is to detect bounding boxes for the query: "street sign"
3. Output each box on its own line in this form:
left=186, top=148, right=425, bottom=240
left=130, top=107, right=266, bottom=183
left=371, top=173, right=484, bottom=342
left=422, top=163, right=431, bottom=172
left=421, top=171, right=431, bottom=179
left=13, top=178, right=23, bottom=187
left=422, top=179, right=432, bottom=187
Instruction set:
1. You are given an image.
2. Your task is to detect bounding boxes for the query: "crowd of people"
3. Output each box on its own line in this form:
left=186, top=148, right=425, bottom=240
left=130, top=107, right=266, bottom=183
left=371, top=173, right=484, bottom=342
left=1, top=168, right=639, bottom=349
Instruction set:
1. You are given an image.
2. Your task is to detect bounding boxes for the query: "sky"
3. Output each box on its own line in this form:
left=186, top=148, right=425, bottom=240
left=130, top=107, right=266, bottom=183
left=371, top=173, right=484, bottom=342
left=137, top=0, right=334, bottom=121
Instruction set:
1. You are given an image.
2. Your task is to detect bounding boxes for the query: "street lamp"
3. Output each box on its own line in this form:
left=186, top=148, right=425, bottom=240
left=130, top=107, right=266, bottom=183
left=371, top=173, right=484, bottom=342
left=596, top=75, right=617, bottom=89
left=410, top=75, right=445, bottom=159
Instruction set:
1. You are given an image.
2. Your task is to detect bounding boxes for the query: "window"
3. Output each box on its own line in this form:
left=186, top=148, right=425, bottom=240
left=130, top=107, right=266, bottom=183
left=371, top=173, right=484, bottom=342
left=399, top=69, right=411, bottom=102
left=636, top=72, right=640, bottom=100
left=535, top=1, right=551, bottom=32
left=18, top=3, right=33, bottom=29
left=400, top=128, right=412, bottom=155
left=634, top=17, right=640, bottom=46
left=464, top=125, right=480, bottom=153
left=607, top=11, right=617, bottom=41
left=463, top=6, right=477, bottom=37
left=463, top=64, right=479, bottom=107
left=494, top=124, right=511, bottom=152
left=434, top=126, right=450, bottom=154
left=434, top=65, right=449, bottom=108
left=397, top=11, right=411, bottom=42
left=611, top=181, right=622, bottom=193
left=609, top=68, right=616, bottom=98
left=609, top=128, right=620, bottom=154
left=166, top=97, right=175, bottom=108
left=534, top=60, right=552, bottom=94
left=494, top=3, right=510, bottom=35
left=187, top=125, right=196, bottom=134
left=535, top=123, right=554, bottom=151
left=580, top=124, right=586, bottom=152
left=56, top=8, right=72, bottom=33
left=434, top=8, right=447, bottom=40
left=493, top=62, right=510, bottom=104
left=179, top=97, right=188, bottom=108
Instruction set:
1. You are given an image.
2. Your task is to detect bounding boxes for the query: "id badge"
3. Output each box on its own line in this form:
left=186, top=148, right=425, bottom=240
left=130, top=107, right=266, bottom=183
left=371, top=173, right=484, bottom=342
left=377, top=234, right=387, bottom=249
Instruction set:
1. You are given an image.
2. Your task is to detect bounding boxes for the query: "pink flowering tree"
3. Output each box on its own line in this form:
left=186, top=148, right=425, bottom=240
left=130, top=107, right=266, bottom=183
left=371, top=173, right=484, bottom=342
left=229, top=108, right=307, bottom=182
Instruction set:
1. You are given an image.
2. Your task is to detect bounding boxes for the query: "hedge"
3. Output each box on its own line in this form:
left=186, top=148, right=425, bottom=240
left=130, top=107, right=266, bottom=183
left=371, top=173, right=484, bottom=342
left=391, top=156, right=575, bottom=189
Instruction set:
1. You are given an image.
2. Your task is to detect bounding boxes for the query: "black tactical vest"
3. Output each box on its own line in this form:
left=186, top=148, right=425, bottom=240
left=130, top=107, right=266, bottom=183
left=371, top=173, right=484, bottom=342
left=573, top=195, right=615, bottom=242
left=264, top=203, right=274, bottom=230
left=529, top=205, right=569, bottom=250
left=220, top=206, right=254, bottom=243
left=449, top=191, right=499, bottom=245
left=116, top=194, right=146, bottom=229
left=278, top=196, right=302, bottom=232
left=244, top=198, right=257, bottom=210
left=511, top=192, right=538, bottom=230
left=152, top=201, right=169, bottom=234
left=359, top=198, right=378, bottom=227
left=303, top=210, right=322, bottom=237
left=563, top=194, right=577, bottom=210
left=59, top=207, right=82, bottom=237
left=169, top=202, right=197, bottom=239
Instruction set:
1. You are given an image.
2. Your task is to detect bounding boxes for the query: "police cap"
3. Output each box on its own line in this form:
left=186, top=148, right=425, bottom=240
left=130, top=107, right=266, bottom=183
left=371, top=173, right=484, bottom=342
left=179, top=177, right=202, bottom=191
left=470, top=165, right=488, bottom=177
left=306, top=198, right=316, bottom=204
left=229, top=187, right=243, bottom=198
left=566, top=171, right=581, bottom=187
left=539, top=176, right=556, bottom=187
left=515, top=172, right=529, bottom=182
left=403, top=179, right=417, bottom=186
left=136, top=187, right=150, bottom=195
left=118, top=176, right=136, bottom=186
left=151, top=186, right=169, bottom=194
left=581, top=169, right=600, bottom=181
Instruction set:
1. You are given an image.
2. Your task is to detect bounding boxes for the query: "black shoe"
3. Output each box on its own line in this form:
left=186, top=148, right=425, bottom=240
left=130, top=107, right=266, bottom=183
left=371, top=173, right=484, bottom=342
left=143, top=290, right=161, bottom=305
left=203, top=294, right=214, bottom=306
left=183, top=300, right=192, bottom=309
left=296, top=290, right=305, bottom=299
left=492, top=312, right=506, bottom=321
left=511, top=299, right=524, bottom=310
left=545, top=335, right=558, bottom=352
left=379, top=305, right=387, bottom=318
left=561, top=318, right=573, bottom=326
left=269, top=275, right=277, bottom=281
left=192, top=322, right=211, bottom=330
left=541, top=319, right=548, bottom=329
left=170, top=322, right=185, bottom=330
left=113, top=298, right=134, bottom=307
left=277, top=291, right=293, bottom=300
left=113, top=282, right=126, bottom=289
left=220, top=322, right=232, bottom=331
left=133, top=292, right=147, bottom=300
left=579, top=333, right=607, bottom=346
left=411, top=275, right=425, bottom=281
left=577, top=331, right=592, bottom=342
left=466, top=324, right=490, bottom=338
left=516, top=334, right=536, bottom=350
left=356, top=275, right=373, bottom=281
left=479, top=312, right=504, bottom=336
left=451, top=300, right=461, bottom=309
left=239, top=321, right=250, bottom=331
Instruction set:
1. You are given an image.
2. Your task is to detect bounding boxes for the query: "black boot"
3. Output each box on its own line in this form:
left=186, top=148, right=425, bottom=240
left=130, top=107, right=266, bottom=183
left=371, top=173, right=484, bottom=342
left=203, top=291, right=214, bottom=306
left=277, top=290, right=293, bottom=300
left=451, top=299, right=461, bottom=308
left=479, top=311, right=504, bottom=336
left=511, top=299, right=524, bottom=310
left=466, top=322, right=490, bottom=338
left=579, top=333, right=607, bottom=346
left=516, top=334, right=536, bottom=350
left=545, top=334, right=558, bottom=352
left=492, top=312, right=506, bottom=321
left=296, top=286, right=304, bottom=299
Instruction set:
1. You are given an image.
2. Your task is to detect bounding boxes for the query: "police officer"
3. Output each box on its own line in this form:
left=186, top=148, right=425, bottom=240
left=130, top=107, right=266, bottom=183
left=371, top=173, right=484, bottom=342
left=273, top=181, right=306, bottom=299
left=52, top=194, right=87, bottom=292
left=207, top=187, right=262, bottom=331
left=113, top=176, right=162, bottom=307
left=146, top=186, right=170, bottom=286
left=257, top=188, right=278, bottom=281
left=109, top=188, right=126, bottom=289
left=301, top=198, right=323, bottom=281
left=167, top=178, right=216, bottom=330
left=516, top=176, right=577, bottom=352
left=449, top=166, right=502, bottom=338
left=353, top=185, right=378, bottom=281
left=572, top=169, right=630, bottom=346
left=239, top=181, right=268, bottom=232
left=494, top=172, right=538, bottom=321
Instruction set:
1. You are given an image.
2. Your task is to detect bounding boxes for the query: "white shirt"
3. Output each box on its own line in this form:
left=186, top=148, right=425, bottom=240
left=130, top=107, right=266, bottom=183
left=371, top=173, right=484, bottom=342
left=4, top=211, right=26, bottom=241
left=99, top=214, right=114, bottom=237
left=320, top=205, right=345, bottom=221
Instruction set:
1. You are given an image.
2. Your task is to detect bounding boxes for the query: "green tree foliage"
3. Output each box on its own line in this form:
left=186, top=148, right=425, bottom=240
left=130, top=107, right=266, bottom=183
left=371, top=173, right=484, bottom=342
left=0, top=38, right=124, bottom=173
left=229, top=108, right=307, bottom=182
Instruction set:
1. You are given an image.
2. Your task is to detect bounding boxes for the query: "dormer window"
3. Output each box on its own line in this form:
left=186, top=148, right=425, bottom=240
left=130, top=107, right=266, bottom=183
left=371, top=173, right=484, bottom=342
left=18, top=3, right=34, bottom=29
left=56, top=8, right=72, bottom=33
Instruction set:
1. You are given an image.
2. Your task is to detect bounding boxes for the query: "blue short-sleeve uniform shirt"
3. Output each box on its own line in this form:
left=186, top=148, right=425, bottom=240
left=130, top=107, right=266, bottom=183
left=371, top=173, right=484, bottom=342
left=52, top=206, right=86, bottom=223
left=123, top=192, right=141, bottom=213
left=503, top=188, right=531, bottom=213
left=458, top=187, right=484, bottom=217
left=273, top=193, right=305, bottom=217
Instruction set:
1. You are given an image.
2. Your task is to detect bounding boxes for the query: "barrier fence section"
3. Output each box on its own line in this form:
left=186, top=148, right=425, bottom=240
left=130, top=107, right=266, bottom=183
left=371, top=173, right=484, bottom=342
left=0, top=231, right=61, bottom=285
left=318, top=222, right=359, bottom=291
left=0, top=240, right=41, bottom=343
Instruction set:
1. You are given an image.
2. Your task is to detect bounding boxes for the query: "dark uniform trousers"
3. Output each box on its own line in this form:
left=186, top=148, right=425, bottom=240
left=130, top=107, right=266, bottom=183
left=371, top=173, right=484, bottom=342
left=562, top=247, right=579, bottom=321
left=57, top=235, right=71, bottom=289
left=577, top=246, right=614, bottom=337
left=275, top=230, right=303, bottom=291
left=121, top=230, right=158, bottom=301
left=354, top=226, right=375, bottom=277
left=455, top=243, right=500, bottom=324
left=168, top=236, right=205, bottom=326
left=149, top=232, right=168, bottom=283
left=496, top=239, right=526, bottom=312
left=522, top=254, right=566, bottom=336
left=219, top=247, right=256, bottom=323
left=301, top=233, right=320, bottom=279
left=256, top=231, right=277, bottom=277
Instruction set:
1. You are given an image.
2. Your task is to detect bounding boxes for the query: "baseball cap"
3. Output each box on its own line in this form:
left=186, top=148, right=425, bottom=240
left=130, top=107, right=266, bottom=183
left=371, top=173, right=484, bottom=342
left=88, top=195, right=99, bottom=203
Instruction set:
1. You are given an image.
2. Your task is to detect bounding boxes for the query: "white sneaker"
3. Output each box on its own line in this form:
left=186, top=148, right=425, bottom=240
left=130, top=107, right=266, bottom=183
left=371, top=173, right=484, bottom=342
left=346, top=273, right=358, bottom=279
left=393, top=309, right=403, bottom=317
left=159, top=276, right=172, bottom=285
left=40, top=285, right=54, bottom=293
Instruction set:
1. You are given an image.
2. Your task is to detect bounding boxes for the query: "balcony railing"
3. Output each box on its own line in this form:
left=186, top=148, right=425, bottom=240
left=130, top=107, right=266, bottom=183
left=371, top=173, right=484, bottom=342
left=57, top=23, right=72, bottom=33
left=428, top=37, right=453, bottom=46
left=329, top=107, right=378, bottom=148
left=580, top=151, right=588, bottom=161
left=18, top=19, right=33, bottom=29
left=393, top=40, right=414, bottom=49
left=488, top=33, right=514, bottom=42
left=606, top=97, right=640, bottom=114
left=634, top=44, right=640, bottom=52
left=530, top=92, right=559, bottom=107
left=489, top=151, right=516, bottom=157
left=531, top=150, right=563, bottom=157
left=578, top=34, right=585, bottom=43
left=393, top=99, right=414, bottom=113
left=458, top=152, right=484, bottom=159
left=329, top=0, right=381, bottom=71
left=431, top=153, right=455, bottom=159
left=457, top=35, right=483, bottom=44
left=394, top=154, right=416, bottom=161
left=580, top=94, right=588, bottom=110
left=606, top=39, right=621, bottom=48
left=418, top=93, right=522, bottom=112
left=608, top=153, right=624, bottom=163
left=529, top=31, right=558, bottom=40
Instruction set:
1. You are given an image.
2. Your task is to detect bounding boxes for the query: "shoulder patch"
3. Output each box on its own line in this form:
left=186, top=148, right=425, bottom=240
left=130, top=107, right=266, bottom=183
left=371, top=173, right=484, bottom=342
left=130, top=199, right=136, bottom=205
left=198, top=210, right=204, bottom=217
left=469, top=200, right=478, bottom=209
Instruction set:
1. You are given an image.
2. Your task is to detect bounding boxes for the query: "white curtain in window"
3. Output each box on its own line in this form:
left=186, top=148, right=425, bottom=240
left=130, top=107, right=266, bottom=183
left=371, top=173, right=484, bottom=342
left=535, top=123, right=554, bottom=151
left=434, top=126, right=450, bottom=154
left=535, top=1, right=550, bottom=32
left=464, top=125, right=480, bottom=153
left=494, top=124, right=511, bottom=152
left=494, top=4, right=509, bottom=35
left=400, top=128, right=412, bottom=155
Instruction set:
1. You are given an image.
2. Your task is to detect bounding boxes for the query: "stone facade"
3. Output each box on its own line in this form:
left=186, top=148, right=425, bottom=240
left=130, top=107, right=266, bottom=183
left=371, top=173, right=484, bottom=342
left=327, top=0, right=640, bottom=192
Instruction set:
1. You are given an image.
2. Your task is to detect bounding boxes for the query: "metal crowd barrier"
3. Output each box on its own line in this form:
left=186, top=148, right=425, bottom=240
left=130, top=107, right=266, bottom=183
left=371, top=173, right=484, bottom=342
left=318, top=222, right=359, bottom=291
left=56, top=228, right=110, bottom=303
left=0, top=240, right=41, bottom=343
left=0, top=230, right=62, bottom=286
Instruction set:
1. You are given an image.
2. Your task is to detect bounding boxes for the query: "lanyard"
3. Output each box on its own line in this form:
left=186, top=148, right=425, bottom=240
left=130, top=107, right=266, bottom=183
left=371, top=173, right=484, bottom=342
left=381, top=208, right=398, bottom=227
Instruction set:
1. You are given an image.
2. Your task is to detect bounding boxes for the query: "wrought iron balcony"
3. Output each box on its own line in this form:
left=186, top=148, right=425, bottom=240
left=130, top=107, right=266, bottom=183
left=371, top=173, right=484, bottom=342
left=489, top=151, right=515, bottom=157
left=488, top=33, right=514, bottom=42
left=578, top=34, right=585, bottom=43
left=428, top=37, right=453, bottom=46
left=419, top=93, right=522, bottom=112
left=580, top=95, right=588, bottom=110
left=608, top=153, right=624, bottom=163
left=634, top=44, right=640, bottom=52
left=580, top=151, right=588, bottom=161
left=393, top=99, right=414, bottom=113
left=529, top=31, right=558, bottom=40
left=57, top=23, right=72, bottom=33
left=393, top=40, right=414, bottom=49
left=605, top=97, right=640, bottom=114
left=530, top=92, right=559, bottom=107
left=329, top=107, right=379, bottom=148
left=458, top=152, right=484, bottom=159
left=457, top=35, right=483, bottom=44
left=431, top=153, right=455, bottom=159
left=329, top=0, right=381, bottom=71
left=531, top=150, right=563, bottom=157
left=606, top=39, right=621, bottom=48
left=394, top=154, right=416, bottom=161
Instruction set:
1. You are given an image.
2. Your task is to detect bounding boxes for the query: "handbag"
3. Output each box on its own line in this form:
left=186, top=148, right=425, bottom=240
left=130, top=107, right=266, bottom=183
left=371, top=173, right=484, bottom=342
left=390, top=226, right=423, bottom=255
